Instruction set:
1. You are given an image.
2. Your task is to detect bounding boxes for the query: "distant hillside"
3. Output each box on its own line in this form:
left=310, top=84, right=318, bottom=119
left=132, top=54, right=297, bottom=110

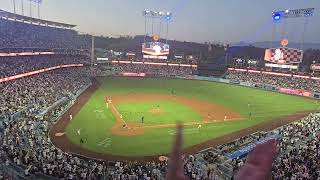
left=232, top=41, right=320, bottom=50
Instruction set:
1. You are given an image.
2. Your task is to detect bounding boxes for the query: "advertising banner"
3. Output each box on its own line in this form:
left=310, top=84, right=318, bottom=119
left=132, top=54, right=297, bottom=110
left=184, top=75, right=197, bottom=80
left=121, top=72, right=146, bottom=77
left=143, top=55, right=168, bottom=60
left=265, top=63, right=298, bottom=69
left=97, top=57, right=109, bottom=61
left=278, top=87, right=312, bottom=97
left=0, top=51, right=54, bottom=57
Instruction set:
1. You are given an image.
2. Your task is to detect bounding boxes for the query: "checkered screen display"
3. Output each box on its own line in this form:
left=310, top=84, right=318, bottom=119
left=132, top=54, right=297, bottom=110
left=264, top=47, right=303, bottom=64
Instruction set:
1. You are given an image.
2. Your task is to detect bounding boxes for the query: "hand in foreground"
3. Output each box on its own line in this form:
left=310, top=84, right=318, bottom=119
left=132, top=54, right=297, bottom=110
left=165, top=123, right=187, bottom=180
left=235, top=139, right=278, bottom=180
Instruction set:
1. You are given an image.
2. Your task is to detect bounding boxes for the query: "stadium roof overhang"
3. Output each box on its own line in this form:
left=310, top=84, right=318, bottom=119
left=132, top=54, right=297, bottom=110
left=0, top=9, right=76, bottom=29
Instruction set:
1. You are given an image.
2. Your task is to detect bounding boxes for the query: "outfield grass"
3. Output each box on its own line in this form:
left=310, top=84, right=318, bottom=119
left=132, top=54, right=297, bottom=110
left=65, top=77, right=319, bottom=156
left=117, top=101, right=202, bottom=125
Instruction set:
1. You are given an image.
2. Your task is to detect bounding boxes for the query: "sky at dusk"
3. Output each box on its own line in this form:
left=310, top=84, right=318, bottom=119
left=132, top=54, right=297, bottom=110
left=0, top=0, right=319, bottom=44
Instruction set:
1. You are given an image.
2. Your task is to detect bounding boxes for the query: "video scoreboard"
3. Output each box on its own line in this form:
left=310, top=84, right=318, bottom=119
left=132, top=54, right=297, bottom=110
left=142, top=42, right=169, bottom=59
left=264, top=47, right=303, bottom=64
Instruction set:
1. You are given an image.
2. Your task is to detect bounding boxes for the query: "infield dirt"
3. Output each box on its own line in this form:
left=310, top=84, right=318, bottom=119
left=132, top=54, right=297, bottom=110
left=108, top=94, right=243, bottom=136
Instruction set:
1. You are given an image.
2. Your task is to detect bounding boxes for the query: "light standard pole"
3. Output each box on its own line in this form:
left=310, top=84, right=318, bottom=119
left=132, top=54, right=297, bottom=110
left=13, top=0, right=16, bottom=13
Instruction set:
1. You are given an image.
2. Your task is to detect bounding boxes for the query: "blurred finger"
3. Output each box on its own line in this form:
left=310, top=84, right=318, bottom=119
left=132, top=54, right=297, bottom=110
left=166, top=122, right=187, bottom=180
left=235, top=139, right=278, bottom=180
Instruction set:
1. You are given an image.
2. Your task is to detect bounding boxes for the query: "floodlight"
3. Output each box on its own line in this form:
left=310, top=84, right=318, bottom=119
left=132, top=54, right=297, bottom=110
left=272, top=13, right=281, bottom=21
left=165, top=16, right=172, bottom=21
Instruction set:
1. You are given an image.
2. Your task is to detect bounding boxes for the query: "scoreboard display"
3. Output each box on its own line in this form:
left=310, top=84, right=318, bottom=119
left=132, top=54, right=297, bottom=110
left=142, top=42, right=170, bottom=56
left=264, top=47, right=303, bottom=64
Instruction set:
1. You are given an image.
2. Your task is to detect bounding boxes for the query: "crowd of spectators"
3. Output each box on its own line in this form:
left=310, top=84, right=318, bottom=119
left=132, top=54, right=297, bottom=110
left=0, top=18, right=90, bottom=49
left=0, top=64, right=112, bottom=179
left=0, top=67, right=91, bottom=119
left=112, top=63, right=196, bottom=76
left=0, top=103, right=108, bottom=179
left=272, top=114, right=320, bottom=180
left=0, top=55, right=89, bottom=78
left=226, top=70, right=320, bottom=92
left=222, top=113, right=320, bottom=179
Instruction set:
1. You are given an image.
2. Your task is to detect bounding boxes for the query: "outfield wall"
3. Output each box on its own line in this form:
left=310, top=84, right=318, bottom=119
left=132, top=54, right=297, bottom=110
left=116, top=72, right=318, bottom=99
left=174, top=75, right=319, bottom=99
left=114, top=71, right=316, bottom=100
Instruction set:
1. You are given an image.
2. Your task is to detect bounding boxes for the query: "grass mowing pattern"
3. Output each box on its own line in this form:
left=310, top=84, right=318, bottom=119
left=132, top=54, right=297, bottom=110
left=65, top=77, right=319, bottom=156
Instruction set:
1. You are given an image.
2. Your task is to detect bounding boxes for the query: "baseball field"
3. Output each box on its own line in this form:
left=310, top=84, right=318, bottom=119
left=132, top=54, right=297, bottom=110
left=50, top=77, right=318, bottom=160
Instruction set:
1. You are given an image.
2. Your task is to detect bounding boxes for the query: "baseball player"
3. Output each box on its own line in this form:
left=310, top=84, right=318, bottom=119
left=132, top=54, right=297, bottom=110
left=198, top=124, right=202, bottom=130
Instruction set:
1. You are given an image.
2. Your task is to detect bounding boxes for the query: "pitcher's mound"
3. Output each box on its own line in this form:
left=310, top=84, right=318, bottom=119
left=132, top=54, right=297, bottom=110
left=149, top=108, right=165, bottom=115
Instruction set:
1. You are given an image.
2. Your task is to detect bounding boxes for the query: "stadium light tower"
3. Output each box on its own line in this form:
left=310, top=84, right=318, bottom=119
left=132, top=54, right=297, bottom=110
left=24, top=0, right=42, bottom=18
left=272, top=8, right=314, bottom=20
left=21, top=0, right=24, bottom=15
left=142, top=10, right=172, bottom=44
left=29, top=0, right=31, bottom=17
left=142, top=10, right=172, bottom=60
left=271, top=8, right=315, bottom=50
left=13, top=0, right=16, bottom=14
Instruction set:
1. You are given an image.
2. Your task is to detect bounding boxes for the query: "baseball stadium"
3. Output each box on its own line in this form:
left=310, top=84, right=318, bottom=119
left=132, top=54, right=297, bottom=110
left=0, top=1, right=319, bottom=180
left=51, top=76, right=317, bottom=159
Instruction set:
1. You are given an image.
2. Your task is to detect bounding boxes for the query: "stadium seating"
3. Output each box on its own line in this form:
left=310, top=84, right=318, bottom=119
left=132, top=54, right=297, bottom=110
left=0, top=18, right=90, bottom=49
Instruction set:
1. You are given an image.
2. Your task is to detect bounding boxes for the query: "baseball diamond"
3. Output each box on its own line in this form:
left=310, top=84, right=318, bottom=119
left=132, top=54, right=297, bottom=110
left=49, top=77, right=318, bottom=160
